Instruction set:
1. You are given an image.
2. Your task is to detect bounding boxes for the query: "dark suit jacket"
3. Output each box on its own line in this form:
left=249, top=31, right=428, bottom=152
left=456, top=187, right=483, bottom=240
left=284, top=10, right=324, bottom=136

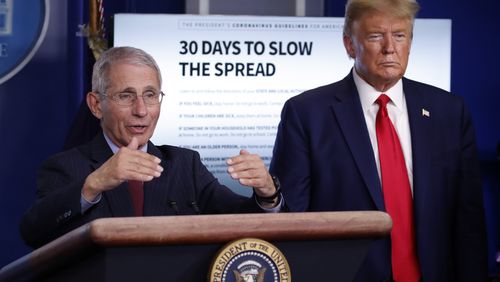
left=269, top=72, right=488, bottom=282
left=20, top=132, right=260, bottom=248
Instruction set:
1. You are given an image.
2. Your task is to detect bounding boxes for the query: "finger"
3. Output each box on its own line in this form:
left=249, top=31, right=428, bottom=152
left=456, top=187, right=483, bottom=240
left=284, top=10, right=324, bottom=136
left=125, top=152, right=163, bottom=177
left=128, top=149, right=162, bottom=165
left=128, top=163, right=163, bottom=179
left=128, top=173, right=155, bottom=182
left=121, top=165, right=161, bottom=182
left=238, top=175, right=268, bottom=189
left=111, top=149, right=163, bottom=181
left=227, top=152, right=260, bottom=167
left=226, top=149, right=252, bottom=165
left=228, top=164, right=270, bottom=187
left=127, top=136, right=139, bottom=150
left=228, top=158, right=263, bottom=177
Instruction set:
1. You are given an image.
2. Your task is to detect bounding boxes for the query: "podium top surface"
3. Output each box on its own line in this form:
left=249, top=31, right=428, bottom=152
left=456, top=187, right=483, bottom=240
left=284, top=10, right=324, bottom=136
left=83, top=211, right=391, bottom=245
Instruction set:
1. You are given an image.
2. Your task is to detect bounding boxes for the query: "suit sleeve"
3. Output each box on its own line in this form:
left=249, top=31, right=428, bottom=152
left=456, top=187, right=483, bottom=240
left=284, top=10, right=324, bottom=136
left=19, top=152, right=90, bottom=248
left=454, top=101, right=488, bottom=281
left=269, top=99, right=312, bottom=212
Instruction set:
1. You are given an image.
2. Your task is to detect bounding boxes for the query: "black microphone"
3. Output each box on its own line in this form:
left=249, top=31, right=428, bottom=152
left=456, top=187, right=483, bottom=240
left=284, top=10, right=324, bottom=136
left=169, top=201, right=179, bottom=215
left=190, top=201, right=200, bottom=214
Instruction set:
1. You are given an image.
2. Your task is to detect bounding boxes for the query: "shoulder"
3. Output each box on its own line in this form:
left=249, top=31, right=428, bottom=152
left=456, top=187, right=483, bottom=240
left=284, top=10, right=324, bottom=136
left=286, top=73, right=354, bottom=107
left=40, top=134, right=106, bottom=170
left=36, top=143, right=96, bottom=184
left=290, top=81, right=344, bottom=103
left=403, top=77, right=471, bottom=126
left=403, top=77, right=464, bottom=106
left=42, top=145, right=90, bottom=167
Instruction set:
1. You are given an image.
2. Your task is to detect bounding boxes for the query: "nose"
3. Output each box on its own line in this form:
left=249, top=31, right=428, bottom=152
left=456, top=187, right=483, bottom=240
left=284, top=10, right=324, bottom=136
left=382, top=37, right=395, bottom=54
left=131, top=96, right=148, bottom=117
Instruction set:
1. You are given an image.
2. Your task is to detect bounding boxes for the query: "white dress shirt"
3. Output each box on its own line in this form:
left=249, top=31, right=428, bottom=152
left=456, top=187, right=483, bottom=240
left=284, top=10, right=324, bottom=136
left=352, top=69, right=414, bottom=193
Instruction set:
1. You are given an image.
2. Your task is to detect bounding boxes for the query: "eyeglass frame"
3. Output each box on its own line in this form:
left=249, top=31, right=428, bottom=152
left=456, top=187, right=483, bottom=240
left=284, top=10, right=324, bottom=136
left=96, top=90, right=165, bottom=106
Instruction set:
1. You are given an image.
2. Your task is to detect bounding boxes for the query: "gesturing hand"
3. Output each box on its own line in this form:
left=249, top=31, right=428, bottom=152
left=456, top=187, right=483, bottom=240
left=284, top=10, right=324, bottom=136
left=226, top=149, right=276, bottom=198
left=82, top=137, right=163, bottom=201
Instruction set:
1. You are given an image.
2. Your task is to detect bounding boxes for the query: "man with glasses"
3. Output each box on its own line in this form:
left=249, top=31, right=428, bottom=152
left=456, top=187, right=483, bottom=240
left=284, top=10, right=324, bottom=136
left=20, top=47, right=281, bottom=248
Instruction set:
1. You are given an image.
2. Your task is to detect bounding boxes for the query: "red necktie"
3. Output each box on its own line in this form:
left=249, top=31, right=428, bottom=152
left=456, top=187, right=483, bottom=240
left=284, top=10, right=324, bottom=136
left=128, top=180, right=144, bottom=216
left=375, top=94, right=420, bottom=282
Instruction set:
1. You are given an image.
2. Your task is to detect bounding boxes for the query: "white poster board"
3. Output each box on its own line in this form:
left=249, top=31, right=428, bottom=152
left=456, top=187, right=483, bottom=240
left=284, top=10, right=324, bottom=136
left=114, top=14, right=451, bottom=195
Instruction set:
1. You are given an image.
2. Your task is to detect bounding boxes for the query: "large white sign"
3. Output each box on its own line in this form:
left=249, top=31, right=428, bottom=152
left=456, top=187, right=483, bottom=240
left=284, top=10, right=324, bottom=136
left=114, top=14, right=451, bottom=195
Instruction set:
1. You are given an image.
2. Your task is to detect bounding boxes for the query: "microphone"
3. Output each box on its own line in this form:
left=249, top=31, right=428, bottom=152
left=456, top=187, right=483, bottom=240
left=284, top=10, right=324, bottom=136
left=190, top=201, right=200, bottom=214
left=169, top=201, right=179, bottom=215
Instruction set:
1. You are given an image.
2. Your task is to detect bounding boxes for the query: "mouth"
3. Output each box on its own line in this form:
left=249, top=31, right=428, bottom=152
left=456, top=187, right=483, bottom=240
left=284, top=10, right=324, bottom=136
left=128, top=125, right=148, bottom=134
left=380, top=61, right=399, bottom=67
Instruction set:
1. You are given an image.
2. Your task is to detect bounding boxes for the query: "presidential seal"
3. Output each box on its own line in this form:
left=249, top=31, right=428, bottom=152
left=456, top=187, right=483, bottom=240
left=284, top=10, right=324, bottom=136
left=0, top=0, right=49, bottom=84
left=208, top=238, right=291, bottom=282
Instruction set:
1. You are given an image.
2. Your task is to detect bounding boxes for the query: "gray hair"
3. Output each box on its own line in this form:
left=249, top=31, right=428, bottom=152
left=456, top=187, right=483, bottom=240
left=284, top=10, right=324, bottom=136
left=91, top=46, right=162, bottom=94
left=343, top=0, right=420, bottom=36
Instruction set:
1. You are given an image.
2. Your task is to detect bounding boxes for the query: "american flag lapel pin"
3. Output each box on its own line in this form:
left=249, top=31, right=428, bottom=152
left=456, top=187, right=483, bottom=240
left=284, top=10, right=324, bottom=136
left=422, top=108, right=430, bottom=117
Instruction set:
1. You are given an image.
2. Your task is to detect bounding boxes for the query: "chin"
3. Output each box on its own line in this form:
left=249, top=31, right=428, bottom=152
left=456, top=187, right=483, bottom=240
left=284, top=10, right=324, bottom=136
left=136, top=136, right=148, bottom=145
left=380, top=71, right=403, bottom=81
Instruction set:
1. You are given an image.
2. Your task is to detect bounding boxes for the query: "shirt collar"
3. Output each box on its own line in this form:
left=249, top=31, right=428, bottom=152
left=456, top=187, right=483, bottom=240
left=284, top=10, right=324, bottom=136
left=352, top=68, right=404, bottom=110
left=103, top=132, right=148, bottom=154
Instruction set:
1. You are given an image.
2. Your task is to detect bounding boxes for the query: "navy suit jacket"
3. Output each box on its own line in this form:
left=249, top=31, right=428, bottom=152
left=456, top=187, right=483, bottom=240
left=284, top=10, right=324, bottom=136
left=270, top=72, right=488, bottom=282
left=21, top=132, right=260, bottom=248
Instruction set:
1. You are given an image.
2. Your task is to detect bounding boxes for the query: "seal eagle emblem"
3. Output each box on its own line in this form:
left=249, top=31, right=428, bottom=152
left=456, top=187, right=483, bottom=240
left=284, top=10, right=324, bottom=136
left=208, top=238, right=291, bottom=282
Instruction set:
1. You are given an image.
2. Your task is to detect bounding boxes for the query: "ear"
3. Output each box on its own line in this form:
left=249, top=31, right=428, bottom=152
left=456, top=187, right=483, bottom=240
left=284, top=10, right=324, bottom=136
left=343, top=34, right=356, bottom=59
left=86, top=92, right=103, bottom=119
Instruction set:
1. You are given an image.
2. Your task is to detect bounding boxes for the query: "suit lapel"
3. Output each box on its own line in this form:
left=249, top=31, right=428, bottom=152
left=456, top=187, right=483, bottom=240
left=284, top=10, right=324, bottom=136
left=403, top=79, right=432, bottom=221
left=330, top=74, right=385, bottom=210
left=143, top=143, right=172, bottom=216
left=88, top=133, right=135, bottom=217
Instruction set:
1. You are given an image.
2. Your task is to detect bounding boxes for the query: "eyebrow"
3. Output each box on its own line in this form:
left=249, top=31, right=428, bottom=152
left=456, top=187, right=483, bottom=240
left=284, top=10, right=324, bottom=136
left=143, top=85, right=158, bottom=92
left=117, top=86, right=158, bottom=93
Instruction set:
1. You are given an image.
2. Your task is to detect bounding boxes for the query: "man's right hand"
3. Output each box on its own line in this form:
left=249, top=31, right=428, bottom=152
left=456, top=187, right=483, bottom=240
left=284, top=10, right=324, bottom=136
left=81, top=137, right=163, bottom=201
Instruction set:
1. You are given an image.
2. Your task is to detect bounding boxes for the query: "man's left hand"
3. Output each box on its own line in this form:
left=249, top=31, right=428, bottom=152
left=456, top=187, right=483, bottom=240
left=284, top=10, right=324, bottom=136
left=226, top=149, right=276, bottom=199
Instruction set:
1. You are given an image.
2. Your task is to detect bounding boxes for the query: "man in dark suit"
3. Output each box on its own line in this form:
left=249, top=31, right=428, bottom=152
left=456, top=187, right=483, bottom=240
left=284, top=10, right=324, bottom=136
left=270, top=0, right=487, bottom=281
left=21, top=46, right=281, bottom=248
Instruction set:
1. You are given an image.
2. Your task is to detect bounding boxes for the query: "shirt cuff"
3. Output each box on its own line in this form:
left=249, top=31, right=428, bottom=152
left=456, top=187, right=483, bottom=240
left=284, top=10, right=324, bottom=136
left=256, top=194, right=284, bottom=213
left=81, top=193, right=102, bottom=213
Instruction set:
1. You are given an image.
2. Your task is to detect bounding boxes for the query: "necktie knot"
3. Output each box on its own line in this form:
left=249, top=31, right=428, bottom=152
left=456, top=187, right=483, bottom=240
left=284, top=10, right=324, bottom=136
left=376, top=93, right=390, bottom=106
left=376, top=94, right=390, bottom=118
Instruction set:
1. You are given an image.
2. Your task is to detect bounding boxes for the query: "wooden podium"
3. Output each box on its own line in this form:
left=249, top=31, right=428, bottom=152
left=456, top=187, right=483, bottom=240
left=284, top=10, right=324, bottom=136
left=0, top=211, right=391, bottom=282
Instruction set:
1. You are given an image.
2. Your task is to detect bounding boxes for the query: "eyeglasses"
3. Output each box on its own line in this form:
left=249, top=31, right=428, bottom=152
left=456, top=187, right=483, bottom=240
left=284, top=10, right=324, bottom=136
left=98, top=91, right=165, bottom=106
